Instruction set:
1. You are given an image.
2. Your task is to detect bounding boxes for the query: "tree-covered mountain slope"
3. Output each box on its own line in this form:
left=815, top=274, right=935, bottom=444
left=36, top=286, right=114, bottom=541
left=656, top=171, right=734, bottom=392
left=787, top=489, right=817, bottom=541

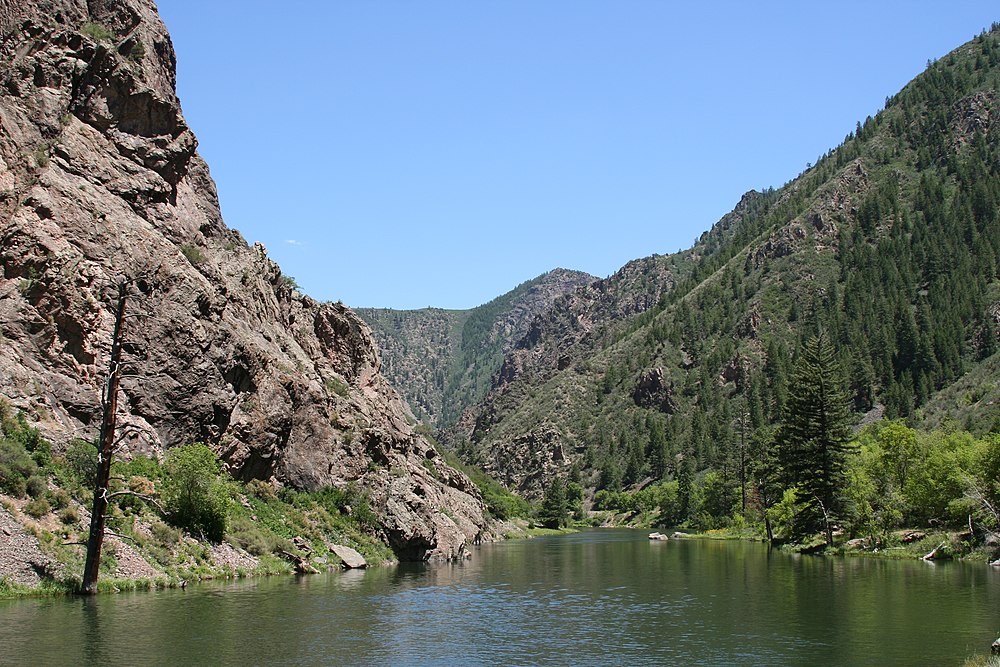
left=356, top=268, right=594, bottom=428
left=459, top=26, right=1000, bottom=500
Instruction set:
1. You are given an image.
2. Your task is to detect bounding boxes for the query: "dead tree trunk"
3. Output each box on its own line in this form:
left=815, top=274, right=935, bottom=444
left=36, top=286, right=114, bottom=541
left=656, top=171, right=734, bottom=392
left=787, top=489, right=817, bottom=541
left=82, top=280, right=128, bottom=595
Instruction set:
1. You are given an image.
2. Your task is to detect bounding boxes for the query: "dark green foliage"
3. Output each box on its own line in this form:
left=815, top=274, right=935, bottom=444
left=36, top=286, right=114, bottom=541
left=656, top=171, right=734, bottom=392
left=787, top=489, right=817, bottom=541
left=58, top=506, right=80, bottom=525
left=23, top=497, right=50, bottom=519
left=777, top=334, right=854, bottom=543
left=128, top=40, right=146, bottom=63
left=25, top=475, right=46, bottom=499
left=63, top=439, right=98, bottom=488
left=179, top=243, right=204, bottom=265
left=160, top=443, right=232, bottom=542
left=0, top=405, right=44, bottom=497
left=538, top=477, right=568, bottom=528
left=459, top=27, right=1000, bottom=533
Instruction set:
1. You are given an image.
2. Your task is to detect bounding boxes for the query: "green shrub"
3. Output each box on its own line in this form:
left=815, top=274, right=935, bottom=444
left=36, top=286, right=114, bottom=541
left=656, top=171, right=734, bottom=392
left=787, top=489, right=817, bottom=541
left=161, top=443, right=232, bottom=542
left=0, top=406, right=49, bottom=467
left=32, top=147, right=49, bottom=169
left=325, top=377, right=349, bottom=397
left=128, top=40, right=145, bottom=63
left=150, top=520, right=181, bottom=546
left=49, top=488, right=71, bottom=510
left=246, top=478, right=276, bottom=500
left=81, top=22, right=112, bottom=41
left=180, top=243, right=204, bottom=265
left=2, top=475, right=27, bottom=499
left=226, top=515, right=290, bottom=556
left=25, top=475, right=46, bottom=499
left=24, top=497, right=51, bottom=519
left=64, top=439, right=98, bottom=487
left=58, top=506, right=80, bottom=525
left=0, top=440, right=36, bottom=497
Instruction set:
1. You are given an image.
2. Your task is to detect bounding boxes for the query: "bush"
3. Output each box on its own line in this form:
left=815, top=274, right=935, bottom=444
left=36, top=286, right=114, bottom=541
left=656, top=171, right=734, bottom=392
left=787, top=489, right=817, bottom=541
left=150, top=520, right=181, bottom=546
left=180, top=243, right=204, bottom=265
left=226, top=515, right=290, bottom=556
left=128, top=40, right=145, bottom=63
left=58, top=507, right=80, bottom=525
left=24, top=497, right=51, bottom=519
left=0, top=440, right=36, bottom=497
left=245, top=478, right=276, bottom=501
left=49, top=488, right=71, bottom=510
left=64, top=439, right=98, bottom=487
left=25, top=475, right=47, bottom=499
left=161, top=443, right=232, bottom=542
left=81, top=22, right=113, bottom=41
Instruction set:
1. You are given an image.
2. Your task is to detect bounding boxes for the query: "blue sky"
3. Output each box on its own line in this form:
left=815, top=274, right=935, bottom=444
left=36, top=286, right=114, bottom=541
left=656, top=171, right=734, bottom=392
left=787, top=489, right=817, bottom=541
left=158, top=2, right=997, bottom=309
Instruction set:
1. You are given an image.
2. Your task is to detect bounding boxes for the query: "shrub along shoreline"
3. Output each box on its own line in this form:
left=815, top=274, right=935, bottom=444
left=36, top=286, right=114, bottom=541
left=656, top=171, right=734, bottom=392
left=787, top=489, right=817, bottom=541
left=0, top=403, right=394, bottom=599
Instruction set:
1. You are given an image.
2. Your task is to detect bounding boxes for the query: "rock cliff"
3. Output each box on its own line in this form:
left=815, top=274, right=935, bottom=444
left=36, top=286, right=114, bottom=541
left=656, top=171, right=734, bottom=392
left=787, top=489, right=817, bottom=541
left=358, top=268, right=594, bottom=429
left=0, top=0, right=486, bottom=560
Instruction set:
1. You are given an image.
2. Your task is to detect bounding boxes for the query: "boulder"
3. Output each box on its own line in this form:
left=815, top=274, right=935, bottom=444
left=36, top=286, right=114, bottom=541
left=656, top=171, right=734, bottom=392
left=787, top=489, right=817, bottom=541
left=330, top=544, right=368, bottom=569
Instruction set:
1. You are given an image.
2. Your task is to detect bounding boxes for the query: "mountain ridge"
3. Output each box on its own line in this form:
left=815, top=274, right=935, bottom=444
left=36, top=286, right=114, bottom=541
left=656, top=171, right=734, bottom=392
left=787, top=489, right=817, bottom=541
left=451, top=26, right=1000, bottom=499
left=357, top=267, right=595, bottom=429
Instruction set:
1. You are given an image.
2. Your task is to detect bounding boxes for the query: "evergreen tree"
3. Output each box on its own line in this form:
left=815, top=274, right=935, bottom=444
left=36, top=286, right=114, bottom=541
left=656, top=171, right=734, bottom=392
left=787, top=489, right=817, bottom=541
left=538, top=477, right=569, bottom=528
left=677, top=451, right=694, bottom=522
left=777, top=333, right=854, bottom=545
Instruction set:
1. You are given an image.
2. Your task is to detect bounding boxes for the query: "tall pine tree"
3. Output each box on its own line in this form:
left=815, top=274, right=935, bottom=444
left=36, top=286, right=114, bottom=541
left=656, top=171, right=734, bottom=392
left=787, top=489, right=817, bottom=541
left=777, top=332, right=854, bottom=546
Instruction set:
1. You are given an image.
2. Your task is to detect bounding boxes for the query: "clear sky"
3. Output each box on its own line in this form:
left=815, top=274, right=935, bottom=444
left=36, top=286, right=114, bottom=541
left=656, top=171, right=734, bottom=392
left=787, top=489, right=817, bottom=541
left=157, top=2, right=997, bottom=310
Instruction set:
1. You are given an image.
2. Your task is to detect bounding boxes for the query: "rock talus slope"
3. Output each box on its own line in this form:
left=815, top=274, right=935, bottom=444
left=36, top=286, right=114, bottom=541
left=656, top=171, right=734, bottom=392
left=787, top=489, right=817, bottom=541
left=0, top=0, right=486, bottom=560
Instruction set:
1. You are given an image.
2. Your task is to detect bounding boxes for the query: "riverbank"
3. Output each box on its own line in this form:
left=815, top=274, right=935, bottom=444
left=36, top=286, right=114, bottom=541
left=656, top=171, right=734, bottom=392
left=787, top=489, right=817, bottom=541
left=589, top=505, right=999, bottom=564
left=650, top=524, right=999, bottom=564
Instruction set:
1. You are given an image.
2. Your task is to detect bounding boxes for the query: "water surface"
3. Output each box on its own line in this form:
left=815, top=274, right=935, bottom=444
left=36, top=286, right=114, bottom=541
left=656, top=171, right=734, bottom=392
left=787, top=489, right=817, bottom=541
left=1, top=529, right=997, bottom=665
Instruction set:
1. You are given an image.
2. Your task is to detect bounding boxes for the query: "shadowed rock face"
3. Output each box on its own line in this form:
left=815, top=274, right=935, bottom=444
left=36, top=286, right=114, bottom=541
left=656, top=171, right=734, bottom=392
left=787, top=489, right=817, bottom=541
left=0, top=0, right=486, bottom=560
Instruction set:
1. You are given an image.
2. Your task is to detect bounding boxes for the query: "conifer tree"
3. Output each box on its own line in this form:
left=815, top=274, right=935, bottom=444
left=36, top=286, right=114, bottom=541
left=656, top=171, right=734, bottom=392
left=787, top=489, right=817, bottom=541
left=777, top=332, right=854, bottom=546
left=538, top=477, right=569, bottom=528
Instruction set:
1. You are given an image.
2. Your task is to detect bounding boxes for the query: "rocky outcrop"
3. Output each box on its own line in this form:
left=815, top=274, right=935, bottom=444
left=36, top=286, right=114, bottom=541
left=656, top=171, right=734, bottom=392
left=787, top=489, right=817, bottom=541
left=358, top=268, right=594, bottom=429
left=457, top=254, right=678, bottom=443
left=632, top=367, right=675, bottom=413
left=479, top=425, right=576, bottom=498
left=0, top=0, right=485, bottom=560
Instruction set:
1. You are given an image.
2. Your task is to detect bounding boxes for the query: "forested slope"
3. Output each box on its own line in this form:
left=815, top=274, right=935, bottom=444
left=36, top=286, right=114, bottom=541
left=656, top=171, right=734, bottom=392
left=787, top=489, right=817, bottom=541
left=460, top=26, right=1000, bottom=505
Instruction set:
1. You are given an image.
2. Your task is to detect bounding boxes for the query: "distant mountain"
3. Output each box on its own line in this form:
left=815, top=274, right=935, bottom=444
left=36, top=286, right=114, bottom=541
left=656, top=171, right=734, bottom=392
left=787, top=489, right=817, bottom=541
left=456, top=27, right=1000, bottom=498
left=356, top=268, right=595, bottom=429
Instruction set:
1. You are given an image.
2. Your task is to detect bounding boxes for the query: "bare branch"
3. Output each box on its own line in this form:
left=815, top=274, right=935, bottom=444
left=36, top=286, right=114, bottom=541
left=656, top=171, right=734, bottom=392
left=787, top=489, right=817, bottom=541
left=106, top=530, right=140, bottom=546
left=106, top=490, right=167, bottom=515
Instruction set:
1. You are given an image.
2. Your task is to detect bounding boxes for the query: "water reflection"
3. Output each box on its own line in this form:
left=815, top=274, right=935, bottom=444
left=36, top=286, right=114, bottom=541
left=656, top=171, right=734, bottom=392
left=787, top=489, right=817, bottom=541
left=1, top=530, right=998, bottom=666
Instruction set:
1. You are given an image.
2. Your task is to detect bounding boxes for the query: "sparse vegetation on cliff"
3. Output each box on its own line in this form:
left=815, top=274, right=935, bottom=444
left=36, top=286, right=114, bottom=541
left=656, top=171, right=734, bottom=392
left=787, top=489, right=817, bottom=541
left=0, top=405, right=396, bottom=598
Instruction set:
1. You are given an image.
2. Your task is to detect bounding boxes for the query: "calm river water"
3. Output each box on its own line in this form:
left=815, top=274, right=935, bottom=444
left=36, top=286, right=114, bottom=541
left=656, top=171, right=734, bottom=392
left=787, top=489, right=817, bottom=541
left=1, top=529, right=998, bottom=665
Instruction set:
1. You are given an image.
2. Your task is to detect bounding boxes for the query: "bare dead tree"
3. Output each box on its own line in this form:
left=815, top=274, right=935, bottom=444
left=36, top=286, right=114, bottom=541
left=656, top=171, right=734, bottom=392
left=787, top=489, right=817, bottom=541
left=82, top=279, right=128, bottom=594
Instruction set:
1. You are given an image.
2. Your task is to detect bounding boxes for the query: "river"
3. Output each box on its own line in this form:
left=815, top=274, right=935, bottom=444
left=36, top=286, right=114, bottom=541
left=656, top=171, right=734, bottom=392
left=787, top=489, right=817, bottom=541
left=1, top=529, right=997, bottom=665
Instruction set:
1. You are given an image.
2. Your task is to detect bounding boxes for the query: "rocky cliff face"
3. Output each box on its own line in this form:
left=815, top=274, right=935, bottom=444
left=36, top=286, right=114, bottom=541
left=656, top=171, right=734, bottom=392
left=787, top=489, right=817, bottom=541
left=0, top=0, right=486, bottom=560
left=358, top=268, right=595, bottom=430
left=457, top=254, right=683, bottom=448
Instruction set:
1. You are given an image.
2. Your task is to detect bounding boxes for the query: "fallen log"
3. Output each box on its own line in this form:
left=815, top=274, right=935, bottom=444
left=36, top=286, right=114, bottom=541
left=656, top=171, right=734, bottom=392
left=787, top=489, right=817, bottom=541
left=281, top=550, right=319, bottom=574
left=923, top=541, right=948, bottom=560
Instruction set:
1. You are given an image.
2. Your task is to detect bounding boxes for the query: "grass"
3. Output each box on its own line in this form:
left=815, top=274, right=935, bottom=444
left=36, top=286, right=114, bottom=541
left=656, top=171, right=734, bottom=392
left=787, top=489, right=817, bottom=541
left=524, top=526, right=578, bottom=537
left=80, top=22, right=112, bottom=41
left=179, top=243, right=204, bottom=265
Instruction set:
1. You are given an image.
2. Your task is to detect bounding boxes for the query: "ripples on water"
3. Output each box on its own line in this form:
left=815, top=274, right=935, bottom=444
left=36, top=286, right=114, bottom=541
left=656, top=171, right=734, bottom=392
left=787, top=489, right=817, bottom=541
left=1, top=529, right=998, bottom=666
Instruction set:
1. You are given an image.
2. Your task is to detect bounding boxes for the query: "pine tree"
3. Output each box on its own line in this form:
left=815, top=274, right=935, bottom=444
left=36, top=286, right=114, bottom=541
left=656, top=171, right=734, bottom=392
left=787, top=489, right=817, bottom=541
left=777, top=332, right=854, bottom=546
left=538, top=477, right=568, bottom=528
